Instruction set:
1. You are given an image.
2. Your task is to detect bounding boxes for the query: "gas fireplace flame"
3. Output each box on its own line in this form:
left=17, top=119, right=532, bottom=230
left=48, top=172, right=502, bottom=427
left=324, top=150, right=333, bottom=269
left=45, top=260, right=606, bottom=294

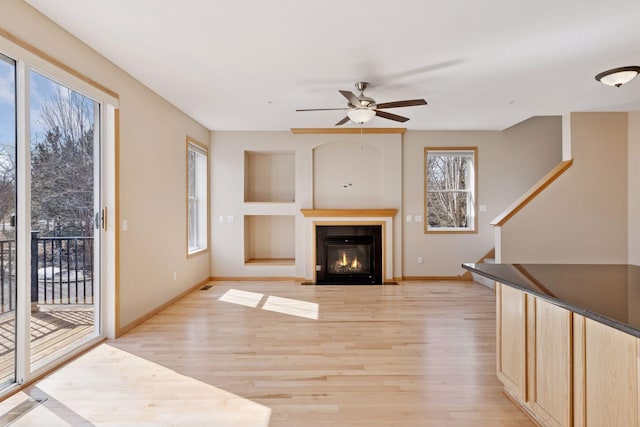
left=333, top=251, right=363, bottom=273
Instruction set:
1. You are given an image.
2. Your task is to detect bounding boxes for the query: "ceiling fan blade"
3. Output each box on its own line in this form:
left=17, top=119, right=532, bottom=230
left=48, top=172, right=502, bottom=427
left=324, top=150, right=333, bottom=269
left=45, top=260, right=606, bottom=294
left=376, top=99, right=428, bottom=109
left=339, top=90, right=361, bottom=107
left=296, top=107, right=348, bottom=112
left=375, top=110, right=410, bottom=123
left=335, top=117, right=350, bottom=126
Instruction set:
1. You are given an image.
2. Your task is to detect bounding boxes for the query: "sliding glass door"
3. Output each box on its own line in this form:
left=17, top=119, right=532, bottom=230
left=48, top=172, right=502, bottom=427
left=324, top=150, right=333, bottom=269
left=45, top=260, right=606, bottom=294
left=29, top=70, right=100, bottom=371
left=0, top=47, right=108, bottom=394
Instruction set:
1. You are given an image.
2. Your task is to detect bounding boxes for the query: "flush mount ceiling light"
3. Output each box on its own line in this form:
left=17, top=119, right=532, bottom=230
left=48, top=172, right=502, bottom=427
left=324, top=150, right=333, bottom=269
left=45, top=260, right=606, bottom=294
left=347, top=108, right=376, bottom=124
left=595, top=66, right=640, bottom=87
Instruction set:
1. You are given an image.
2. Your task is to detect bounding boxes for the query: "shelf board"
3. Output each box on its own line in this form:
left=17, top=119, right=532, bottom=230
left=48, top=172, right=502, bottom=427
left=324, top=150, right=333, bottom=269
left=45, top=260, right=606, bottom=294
left=245, top=258, right=295, bottom=266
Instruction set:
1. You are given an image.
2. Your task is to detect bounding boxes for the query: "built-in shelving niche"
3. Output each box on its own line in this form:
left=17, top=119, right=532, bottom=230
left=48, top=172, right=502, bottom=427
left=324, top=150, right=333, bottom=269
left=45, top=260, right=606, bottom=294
left=244, top=215, right=295, bottom=265
left=243, top=150, right=296, bottom=266
left=244, top=150, right=295, bottom=203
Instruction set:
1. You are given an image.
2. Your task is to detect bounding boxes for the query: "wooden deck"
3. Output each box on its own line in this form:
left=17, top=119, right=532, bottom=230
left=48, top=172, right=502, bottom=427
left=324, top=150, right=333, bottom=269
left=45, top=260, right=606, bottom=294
left=0, top=307, right=94, bottom=384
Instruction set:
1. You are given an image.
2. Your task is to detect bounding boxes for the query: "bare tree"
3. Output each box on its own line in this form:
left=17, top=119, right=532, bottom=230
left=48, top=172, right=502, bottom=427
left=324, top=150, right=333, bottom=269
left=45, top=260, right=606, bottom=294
left=426, top=154, right=471, bottom=228
left=0, top=143, right=15, bottom=237
left=31, top=87, right=95, bottom=236
left=36, top=87, right=93, bottom=145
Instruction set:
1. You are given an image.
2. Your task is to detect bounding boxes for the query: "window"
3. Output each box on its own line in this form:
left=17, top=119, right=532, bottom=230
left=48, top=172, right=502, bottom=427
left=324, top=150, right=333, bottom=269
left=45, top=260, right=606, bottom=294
left=187, top=138, right=208, bottom=255
left=424, top=147, right=477, bottom=233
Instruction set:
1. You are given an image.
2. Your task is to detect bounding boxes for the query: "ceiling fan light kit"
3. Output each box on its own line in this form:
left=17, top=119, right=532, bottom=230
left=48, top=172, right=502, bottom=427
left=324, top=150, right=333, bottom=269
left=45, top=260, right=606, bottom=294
left=347, top=108, right=375, bottom=124
left=595, top=66, right=640, bottom=87
left=296, top=81, right=428, bottom=126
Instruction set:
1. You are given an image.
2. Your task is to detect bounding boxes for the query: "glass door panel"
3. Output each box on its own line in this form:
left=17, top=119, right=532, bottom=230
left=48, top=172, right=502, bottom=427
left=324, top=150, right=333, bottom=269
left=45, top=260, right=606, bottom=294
left=0, top=53, right=17, bottom=390
left=29, top=70, right=99, bottom=370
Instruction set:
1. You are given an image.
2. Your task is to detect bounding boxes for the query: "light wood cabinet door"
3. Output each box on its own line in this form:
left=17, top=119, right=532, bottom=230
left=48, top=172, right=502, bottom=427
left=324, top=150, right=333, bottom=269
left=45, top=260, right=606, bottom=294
left=496, top=285, right=640, bottom=427
left=528, top=297, right=572, bottom=427
left=574, top=318, right=640, bottom=427
left=496, top=283, right=527, bottom=401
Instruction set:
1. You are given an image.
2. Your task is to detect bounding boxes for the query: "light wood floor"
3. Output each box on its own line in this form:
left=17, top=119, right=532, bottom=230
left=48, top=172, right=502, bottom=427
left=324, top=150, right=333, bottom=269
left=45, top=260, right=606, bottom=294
left=0, top=281, right=533, bottom=426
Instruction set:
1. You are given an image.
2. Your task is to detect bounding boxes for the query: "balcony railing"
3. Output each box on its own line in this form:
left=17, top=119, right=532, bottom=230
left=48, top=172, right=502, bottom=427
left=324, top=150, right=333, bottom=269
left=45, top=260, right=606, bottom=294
left=0, top=233, right=94, bottom=314
left=0, top=239, right=15, bottom=313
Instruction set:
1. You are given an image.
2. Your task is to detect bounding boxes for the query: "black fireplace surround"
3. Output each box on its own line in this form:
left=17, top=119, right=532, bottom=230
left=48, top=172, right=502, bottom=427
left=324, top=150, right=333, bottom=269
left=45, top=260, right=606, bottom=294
left=315, top=225, right=382, bottom=285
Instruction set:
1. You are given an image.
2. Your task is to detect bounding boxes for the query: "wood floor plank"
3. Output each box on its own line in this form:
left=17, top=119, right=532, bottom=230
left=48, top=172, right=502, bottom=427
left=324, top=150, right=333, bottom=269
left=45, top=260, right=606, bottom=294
left=0, top=280, right=533, bottom=426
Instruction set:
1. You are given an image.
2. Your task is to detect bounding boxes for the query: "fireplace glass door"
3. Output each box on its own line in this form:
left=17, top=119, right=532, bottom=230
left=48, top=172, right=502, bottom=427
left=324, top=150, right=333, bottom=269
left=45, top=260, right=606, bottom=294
left=316, top=225, right=382, bottom=285
left=326, top=240, right=372, bottom=276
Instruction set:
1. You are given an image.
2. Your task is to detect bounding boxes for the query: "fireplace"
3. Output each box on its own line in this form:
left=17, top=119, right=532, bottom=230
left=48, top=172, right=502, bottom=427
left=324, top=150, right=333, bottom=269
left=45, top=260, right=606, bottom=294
left=316, top=225, right=382, bottom=284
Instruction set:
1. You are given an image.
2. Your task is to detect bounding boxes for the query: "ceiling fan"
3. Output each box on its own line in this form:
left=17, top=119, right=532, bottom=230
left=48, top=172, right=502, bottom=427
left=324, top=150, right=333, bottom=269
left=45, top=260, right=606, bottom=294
left=296, top=81, right=427, bottom=126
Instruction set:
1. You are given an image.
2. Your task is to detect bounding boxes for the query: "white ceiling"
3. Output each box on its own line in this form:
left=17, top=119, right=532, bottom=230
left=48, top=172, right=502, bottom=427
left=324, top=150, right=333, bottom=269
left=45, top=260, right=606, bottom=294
left=25, top=0, right=640, bottom=131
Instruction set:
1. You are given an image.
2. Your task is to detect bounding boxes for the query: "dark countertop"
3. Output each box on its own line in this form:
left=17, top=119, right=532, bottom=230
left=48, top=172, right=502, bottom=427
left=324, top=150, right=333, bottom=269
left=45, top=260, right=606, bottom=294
left=462, top=263, right=640, bottom=338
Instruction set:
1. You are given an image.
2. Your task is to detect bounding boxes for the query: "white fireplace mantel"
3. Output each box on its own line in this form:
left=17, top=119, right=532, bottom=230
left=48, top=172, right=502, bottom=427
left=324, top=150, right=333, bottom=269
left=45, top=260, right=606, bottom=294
left=301, top=209, right=398, bottom=283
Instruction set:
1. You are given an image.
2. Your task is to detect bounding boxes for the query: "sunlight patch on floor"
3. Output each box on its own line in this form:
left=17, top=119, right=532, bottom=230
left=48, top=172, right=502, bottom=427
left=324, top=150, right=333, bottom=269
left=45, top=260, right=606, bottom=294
left=218, top=289, right=319, bottom=320
left=262, top=295, right=319, bottom=320
left=0, top=344, right=272, bottom=426
left=218, top=289, right=265, bottom=308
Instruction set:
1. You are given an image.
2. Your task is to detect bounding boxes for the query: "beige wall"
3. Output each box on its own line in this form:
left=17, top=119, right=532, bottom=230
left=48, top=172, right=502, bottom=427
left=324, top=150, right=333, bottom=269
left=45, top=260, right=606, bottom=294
left=403, top=117, right=562, bottom=276
left=211, top=132, right=298, bottom=278
left=244, top=151, right=295, bottom=202
left=212, top=118, right=561, bottom=279
left=500, top=113, right=628, bottom=264
left=244, top=215, right=295, bottom=260
left=313, top=141, right=384, bottom=208
left=210, top=131, right=403, bottom=279
left=629, top=112, right=640, bottom=265
left=2, top=0, right=211, bottom=329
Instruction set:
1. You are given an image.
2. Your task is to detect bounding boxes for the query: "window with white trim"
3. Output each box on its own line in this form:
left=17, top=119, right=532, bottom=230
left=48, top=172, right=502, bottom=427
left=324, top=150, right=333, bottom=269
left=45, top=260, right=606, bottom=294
left=424, top=147, right=477, bottom=233
left=187, top=138, right=208, bottom=254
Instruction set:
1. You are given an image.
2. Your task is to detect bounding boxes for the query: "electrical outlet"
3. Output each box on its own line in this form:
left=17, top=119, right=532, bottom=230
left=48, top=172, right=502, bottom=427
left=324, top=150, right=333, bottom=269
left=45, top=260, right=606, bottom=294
left=172, top=272, right=177, bottom=281
left=417, top=257, right=424, bottom=264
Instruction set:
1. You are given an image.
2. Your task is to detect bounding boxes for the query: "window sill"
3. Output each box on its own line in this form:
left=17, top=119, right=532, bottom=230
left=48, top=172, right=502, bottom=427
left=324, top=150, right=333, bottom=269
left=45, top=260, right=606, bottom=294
left=424, top=229, right=477, bottom=234
left=187, top=248, right=209, bottom=258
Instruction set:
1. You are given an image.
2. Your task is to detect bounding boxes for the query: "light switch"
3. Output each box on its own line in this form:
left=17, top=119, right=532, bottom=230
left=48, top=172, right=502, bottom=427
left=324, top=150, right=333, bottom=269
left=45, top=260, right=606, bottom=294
left=480, top=205, right=487, bottom=212
left=227, top=216, right=235, bottom=223
left=406, top=214, right=412, bottom=223
left=122, top=219, right=128, bottom=232
left=414, top=215, right=422, bottom=223
left=218, top=216, right=224, bottom=223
